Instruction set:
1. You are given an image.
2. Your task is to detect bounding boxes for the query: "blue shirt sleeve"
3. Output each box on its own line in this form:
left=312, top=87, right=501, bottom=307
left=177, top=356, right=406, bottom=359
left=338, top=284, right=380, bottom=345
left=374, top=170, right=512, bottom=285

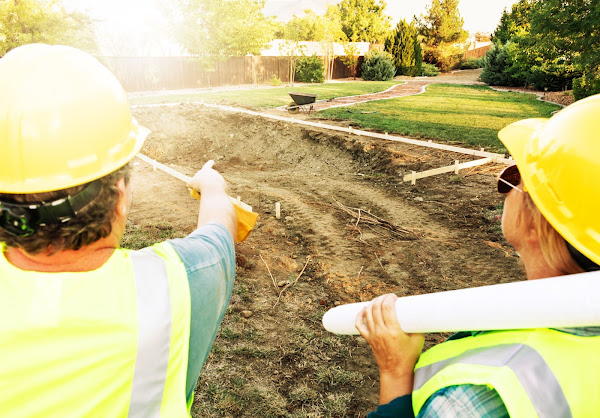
left=417, top=385, right=509, bottom=418
left=167, top=222, right=236, bottom=402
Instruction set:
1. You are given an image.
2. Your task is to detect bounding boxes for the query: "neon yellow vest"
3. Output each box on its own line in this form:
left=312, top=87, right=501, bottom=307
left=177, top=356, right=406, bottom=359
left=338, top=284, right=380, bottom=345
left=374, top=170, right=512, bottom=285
left=412, top=329, right=600, bottom=417
left=0, top=242, right=191, bottom=417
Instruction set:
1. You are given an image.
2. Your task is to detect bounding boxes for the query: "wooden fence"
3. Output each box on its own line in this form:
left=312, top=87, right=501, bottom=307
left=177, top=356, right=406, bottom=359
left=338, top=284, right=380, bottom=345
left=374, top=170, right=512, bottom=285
left=99, top=55, right=364, bottom=92
left=462, top=45, right=492, bottom=61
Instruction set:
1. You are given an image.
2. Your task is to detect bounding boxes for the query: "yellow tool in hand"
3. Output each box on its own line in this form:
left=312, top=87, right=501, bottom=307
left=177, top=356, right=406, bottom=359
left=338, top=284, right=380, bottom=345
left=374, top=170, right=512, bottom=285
left=137, top=154, right=258, bottom=242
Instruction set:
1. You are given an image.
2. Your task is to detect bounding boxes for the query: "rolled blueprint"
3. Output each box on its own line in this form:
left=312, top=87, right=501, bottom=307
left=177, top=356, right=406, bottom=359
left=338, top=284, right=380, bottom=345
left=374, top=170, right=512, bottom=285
left=322, top=271, right=600, bottom=334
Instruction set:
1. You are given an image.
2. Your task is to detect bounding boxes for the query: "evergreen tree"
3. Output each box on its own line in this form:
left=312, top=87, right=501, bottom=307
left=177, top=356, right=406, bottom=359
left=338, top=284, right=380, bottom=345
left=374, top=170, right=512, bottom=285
left=417, top=0, right=468, bottom=71
left=384, top=20, right=421, bottom=76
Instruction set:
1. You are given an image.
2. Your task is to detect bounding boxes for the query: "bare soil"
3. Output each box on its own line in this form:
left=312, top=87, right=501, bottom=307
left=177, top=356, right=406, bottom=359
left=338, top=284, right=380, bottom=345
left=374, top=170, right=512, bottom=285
left=129, top=104, right=524, bottom=417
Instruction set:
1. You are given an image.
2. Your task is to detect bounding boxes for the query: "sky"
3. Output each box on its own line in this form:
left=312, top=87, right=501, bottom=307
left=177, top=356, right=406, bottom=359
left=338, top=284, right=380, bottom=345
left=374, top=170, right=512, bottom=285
left=62, top=0, right=520, bottom=55
left=263, top=0, right=520, bottom=34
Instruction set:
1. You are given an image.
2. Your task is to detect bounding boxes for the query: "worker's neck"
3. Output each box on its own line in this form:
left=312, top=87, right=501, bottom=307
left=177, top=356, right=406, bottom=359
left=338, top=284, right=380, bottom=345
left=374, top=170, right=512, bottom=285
left=519, top=245, right=563, bottom=280
left=4, top=234, right=120, bottom=273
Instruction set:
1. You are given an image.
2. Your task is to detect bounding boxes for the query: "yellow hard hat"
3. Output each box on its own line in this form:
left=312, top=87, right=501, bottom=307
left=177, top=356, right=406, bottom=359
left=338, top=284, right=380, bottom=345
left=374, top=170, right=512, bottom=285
left=498, top=94, right=600, bottom=266
left=0, top=44, right=149, bottom=193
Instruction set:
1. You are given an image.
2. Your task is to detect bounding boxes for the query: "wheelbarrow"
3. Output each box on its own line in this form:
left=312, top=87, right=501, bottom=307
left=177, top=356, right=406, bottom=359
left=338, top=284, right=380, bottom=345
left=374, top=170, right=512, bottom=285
left=287, top=92, right=333, bottom=115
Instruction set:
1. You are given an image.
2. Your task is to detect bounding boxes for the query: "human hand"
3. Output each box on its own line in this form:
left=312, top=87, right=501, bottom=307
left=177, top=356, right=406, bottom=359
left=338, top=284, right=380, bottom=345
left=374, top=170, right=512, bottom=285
left=187, top=160, right=227, bottom=196
left=356, top=294, right=424, bottom=377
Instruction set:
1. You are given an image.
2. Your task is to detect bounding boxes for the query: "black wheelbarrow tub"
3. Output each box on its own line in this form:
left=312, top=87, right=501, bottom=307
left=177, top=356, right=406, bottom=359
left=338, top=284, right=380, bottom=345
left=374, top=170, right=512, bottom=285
left=288, top=92, right=318, bottom=105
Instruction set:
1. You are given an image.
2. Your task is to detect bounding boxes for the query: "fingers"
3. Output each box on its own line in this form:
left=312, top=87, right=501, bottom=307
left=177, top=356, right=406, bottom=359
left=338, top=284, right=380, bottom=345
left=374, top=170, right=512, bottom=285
left=380, top=294, right=399, bottom=329
left=357, top=294, right=398, bottom=336
left=355, top=308, right=369, bottom=337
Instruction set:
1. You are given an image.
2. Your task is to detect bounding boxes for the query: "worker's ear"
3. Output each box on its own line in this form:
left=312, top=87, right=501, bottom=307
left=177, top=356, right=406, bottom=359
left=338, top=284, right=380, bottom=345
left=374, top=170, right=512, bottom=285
left=115, top=178, right=128, bottom=217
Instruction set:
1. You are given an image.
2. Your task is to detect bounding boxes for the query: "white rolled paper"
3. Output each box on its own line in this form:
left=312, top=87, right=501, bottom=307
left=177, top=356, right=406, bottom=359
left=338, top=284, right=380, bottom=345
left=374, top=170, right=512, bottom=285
left=322, top=271, right=600, bottom=335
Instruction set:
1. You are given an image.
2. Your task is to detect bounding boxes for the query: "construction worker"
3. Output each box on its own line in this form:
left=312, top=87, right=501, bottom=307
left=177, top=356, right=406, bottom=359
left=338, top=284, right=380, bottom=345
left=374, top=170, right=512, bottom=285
left=357, top=95, right=600, bottom=417
left=0, top=44, right=237, bottom=416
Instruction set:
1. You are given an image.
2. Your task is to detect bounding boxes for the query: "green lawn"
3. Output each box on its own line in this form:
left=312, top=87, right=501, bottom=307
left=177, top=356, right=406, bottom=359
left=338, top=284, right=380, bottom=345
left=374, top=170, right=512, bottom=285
left=129, top=81, right=402, bottom=108
left=314, top=84, right=561, bottom=153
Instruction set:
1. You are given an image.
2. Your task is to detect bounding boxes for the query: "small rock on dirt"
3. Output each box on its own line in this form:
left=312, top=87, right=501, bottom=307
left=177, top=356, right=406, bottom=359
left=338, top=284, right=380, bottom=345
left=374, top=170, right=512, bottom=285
left=277, top=280, right=289, bottom=287
left=229, top=295, right=242, bottom=305
left=334, top=301, right=342, bottom=306
left=241, top=310, right=253, bottom=318
left=284, top=216, right=294, bottom=222
left=414, top=197, right=424, bottom=202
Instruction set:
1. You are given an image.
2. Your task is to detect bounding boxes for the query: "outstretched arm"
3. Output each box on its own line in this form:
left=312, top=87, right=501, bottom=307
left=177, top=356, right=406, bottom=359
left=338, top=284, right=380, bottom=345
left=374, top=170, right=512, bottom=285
left=187, top=160, right=237, bottom=241
left=356, top=294, right=424, bottom=405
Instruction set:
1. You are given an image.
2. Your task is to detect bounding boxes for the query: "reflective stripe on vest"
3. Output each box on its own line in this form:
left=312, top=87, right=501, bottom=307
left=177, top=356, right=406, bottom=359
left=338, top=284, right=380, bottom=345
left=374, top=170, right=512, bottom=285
left=128, top=249, right=173, bottom=418
left=414, top=343, right=572, bottom=418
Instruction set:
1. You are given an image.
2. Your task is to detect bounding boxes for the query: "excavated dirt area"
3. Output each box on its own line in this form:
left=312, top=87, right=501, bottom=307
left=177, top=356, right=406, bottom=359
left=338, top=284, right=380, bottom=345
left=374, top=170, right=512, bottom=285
left=129, top=104, right=524, bottom=417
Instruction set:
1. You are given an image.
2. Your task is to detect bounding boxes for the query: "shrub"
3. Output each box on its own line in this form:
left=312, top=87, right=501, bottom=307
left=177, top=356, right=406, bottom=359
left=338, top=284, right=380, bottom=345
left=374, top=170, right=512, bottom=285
left=419, top=63, right=439, bottom=77
left=527, top=60, right=581, bottom=91
left=573, top=72, right=600, bottom=101
left=294, top=55, right=324, bottom=83
left=269, top=74, right=282, bottom=86
left=361, top=50, right=396, bottom=81
left=480, top=43, right=525, bottom=86
left=459, top=58, right=483, bottom=70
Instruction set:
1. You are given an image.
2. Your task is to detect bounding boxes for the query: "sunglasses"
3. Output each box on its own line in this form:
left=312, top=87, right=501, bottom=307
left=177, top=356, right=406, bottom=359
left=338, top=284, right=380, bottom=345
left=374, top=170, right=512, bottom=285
left=497, top=165, right=524, bottom=194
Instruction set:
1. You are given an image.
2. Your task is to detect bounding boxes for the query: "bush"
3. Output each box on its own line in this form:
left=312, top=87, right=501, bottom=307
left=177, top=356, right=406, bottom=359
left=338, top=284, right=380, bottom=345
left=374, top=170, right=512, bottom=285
left=459, top=58, right=483, bottom=70
left=573, top=73, right=600, bottom=101
left=295, top=55, right=324, bottom=83
left=269, top=74, right=282, bottom=86
left=419, top=63, right=439, bottom=77
left=527, top=60, right=581, bottom=91
left=361, top=50, right=396, bottom=81
left=480, top=44, right=525, bottom=86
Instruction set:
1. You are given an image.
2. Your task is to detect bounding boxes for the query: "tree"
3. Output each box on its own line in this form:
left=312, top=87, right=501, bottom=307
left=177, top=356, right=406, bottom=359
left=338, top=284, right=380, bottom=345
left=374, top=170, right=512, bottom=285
left=492, top=0, right=533, bottom=44
left=166, top=0, right=275, bottom=66
left=0, top=0, right=96, bottom=57
left=279, top=7, right=346, bottom=81
left=340, top=43, right=359, bottom=78
left=482, top=0, right=591, bottom=94
left=417, top=0, right=468, bottom=71
left=384, top=19, right=421, bottom=76
left=530, top=0, right=600, bottom=77
left=337, top=0, right=391, bottom=43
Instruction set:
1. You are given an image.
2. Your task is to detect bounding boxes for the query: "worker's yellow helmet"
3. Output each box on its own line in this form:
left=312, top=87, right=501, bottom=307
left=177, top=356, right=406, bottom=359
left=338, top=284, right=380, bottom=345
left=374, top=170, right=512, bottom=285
left=0, top=44, right=148, bottom=193
left=498, top=94, right=600, bottom=266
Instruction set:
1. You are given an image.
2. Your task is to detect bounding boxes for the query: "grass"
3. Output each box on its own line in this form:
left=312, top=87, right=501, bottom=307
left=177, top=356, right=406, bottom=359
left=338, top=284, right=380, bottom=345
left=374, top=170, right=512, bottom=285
left=315, top=84, right=562, bottom=153
left=120, top=220, right=186, bottom=249
left=129, top=81, right=402, bottom=108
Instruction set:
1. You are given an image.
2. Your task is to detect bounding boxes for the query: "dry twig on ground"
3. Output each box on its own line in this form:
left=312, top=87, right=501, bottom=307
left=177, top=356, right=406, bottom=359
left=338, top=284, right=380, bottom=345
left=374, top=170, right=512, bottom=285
left=333, top=199, right=420, bottom=241
left=259, top=253, right=278, bottom=292
left=274, top=256, right=312, bottom=308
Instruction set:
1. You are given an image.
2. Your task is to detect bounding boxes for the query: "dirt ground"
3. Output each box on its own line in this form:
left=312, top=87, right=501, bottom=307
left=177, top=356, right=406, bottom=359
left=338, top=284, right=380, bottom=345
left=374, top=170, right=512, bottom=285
left=129, top=104, right=525, bottom=417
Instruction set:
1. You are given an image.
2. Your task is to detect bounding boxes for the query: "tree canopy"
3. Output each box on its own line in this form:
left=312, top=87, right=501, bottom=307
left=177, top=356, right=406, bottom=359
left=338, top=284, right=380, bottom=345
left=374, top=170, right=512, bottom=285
left=0, top=0, right=96, bottom=57
left=417, top=0, right=468, bottom=71
left=482, top=0, right=599, bottom=98
left=167, top=0, right=275, bottom=64
left=281, top=8, right=345, bottom=43
left=337, top=0, right=391, bottom=43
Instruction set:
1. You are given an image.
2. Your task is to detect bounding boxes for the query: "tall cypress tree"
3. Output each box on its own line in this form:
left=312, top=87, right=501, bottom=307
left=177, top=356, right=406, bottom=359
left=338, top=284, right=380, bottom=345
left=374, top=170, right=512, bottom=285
left=385, top=19, right=421, bottom=76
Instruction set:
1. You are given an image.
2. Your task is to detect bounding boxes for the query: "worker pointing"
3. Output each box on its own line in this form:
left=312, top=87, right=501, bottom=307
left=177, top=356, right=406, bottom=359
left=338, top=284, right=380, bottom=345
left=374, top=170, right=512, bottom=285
left=357, top=94, right=600, bottom=417
left=0, top=44, right=237, bottom=416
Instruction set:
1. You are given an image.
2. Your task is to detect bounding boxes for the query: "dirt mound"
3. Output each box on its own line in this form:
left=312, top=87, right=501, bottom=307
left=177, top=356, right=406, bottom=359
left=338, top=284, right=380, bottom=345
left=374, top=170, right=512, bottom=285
left=129, top=104, right=524, bottom=416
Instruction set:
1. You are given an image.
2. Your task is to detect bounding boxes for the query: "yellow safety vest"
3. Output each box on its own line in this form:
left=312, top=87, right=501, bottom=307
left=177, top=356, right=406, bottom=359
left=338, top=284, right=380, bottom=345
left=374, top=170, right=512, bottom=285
left=412, top=328, right=600, bottom=417
left=0, top=242, right=191, bottom=417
